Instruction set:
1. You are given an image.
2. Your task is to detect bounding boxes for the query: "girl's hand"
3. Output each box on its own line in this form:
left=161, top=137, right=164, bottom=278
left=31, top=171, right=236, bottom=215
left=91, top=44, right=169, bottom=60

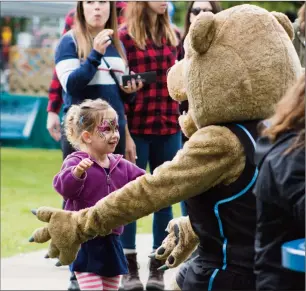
left=121, top=71, right=144, bottom=94
left=93, top=29, right=114, bottom=55
left=73, top=158, right=94, bottom=178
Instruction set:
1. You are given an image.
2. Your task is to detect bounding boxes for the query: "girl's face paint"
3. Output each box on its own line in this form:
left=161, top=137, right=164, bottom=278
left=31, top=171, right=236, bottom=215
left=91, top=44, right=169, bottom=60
left=96, top=118, right=120, bottom=143
left=88, top=109, right=120, bottom=155
left=97, top=119, right=119, bottom=134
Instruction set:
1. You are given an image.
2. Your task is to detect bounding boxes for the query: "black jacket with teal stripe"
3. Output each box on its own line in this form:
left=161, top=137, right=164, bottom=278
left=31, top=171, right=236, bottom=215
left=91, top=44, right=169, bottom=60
left=186, top=120, right=259, bottom=272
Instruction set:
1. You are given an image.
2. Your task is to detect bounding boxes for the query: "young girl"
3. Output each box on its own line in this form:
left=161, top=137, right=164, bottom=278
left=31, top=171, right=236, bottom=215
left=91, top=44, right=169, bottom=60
left=53, top=99, right=145, bottom=291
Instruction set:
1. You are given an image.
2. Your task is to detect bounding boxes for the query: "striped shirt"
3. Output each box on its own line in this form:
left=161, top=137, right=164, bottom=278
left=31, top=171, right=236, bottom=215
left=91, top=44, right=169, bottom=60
left=55, top=30, right=128, bottom=127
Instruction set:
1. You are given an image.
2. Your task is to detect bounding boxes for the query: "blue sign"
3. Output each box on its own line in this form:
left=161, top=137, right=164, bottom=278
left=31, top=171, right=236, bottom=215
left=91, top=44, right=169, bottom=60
left=0, top=94, right=40, bottom=140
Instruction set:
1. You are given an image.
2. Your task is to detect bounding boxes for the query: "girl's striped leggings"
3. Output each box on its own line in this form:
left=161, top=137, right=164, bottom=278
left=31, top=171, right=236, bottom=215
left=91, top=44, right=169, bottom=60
left=75, top=272, right=121, bottom=290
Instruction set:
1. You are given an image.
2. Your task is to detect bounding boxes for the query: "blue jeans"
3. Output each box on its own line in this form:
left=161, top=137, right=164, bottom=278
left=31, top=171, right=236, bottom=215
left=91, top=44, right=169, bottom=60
left=121, top=131, right=187, bottom=250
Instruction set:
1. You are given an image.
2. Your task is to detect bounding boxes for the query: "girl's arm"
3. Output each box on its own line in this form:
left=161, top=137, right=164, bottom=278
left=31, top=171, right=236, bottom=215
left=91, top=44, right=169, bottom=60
left=55, top=33, right=103, bottom=97
left=126, top=160, right=146, bottom=182
left=53, top=156, right=88, bottom=199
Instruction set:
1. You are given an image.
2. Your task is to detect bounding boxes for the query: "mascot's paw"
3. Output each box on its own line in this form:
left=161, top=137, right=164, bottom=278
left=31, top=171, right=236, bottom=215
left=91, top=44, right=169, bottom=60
left=150, top=216, right=199, bottom=270
left=179, top=112, right=198, bottom=139
left=29, top=207, right=90, bottom=265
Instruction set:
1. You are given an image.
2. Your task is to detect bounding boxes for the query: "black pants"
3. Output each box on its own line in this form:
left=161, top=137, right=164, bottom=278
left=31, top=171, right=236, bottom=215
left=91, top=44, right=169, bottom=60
left=176, top=255, right=255, bottom=291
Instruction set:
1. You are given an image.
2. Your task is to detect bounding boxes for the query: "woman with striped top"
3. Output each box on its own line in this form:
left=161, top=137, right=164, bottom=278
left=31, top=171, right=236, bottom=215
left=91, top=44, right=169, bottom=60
left=55, top=1, right=142, bottom=159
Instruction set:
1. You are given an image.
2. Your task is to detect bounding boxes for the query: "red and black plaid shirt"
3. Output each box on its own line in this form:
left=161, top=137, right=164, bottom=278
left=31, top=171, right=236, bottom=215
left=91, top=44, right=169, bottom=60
left=47, top=9, right=75, bottom=113
left=119, top=27, right=182, bottom=135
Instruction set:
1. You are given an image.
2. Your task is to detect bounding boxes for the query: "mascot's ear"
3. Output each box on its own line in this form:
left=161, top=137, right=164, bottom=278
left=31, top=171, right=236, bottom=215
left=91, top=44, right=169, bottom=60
left=271, top=11, right=294, bottom=40
left=189, top=12, right=216, bottom=54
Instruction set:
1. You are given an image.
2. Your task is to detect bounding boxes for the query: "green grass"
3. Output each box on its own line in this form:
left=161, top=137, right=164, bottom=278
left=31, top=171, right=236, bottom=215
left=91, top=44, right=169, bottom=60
left=1, top=147, right=181, bottom=258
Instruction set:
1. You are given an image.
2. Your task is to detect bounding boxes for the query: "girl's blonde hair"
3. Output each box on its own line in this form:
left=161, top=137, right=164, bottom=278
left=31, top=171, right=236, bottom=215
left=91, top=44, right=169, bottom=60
left=125, top=2, right=178, bottom=50
left=65, top=99, right=115, bottom=149
left=74, top=1, right=126, bottom=62
left=262, top=75, right=305, bottom=153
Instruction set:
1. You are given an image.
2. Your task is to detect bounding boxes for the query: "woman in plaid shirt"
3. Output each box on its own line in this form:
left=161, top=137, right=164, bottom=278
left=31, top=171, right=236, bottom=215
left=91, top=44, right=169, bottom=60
left=118, top=2, right=184, bottom=290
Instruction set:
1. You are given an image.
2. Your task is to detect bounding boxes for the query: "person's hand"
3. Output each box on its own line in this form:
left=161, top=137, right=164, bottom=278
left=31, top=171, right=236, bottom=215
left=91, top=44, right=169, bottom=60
left=93, top=29, right=114, bottom=55
left=150, top=216, right=199, bottom=270
left=120, top=71, right=144, bottom=94
left=47, top=112, right=61, bottom=141
left=73, top=158, right=94, bottom=178
left=125, top=134, right=137, bottom=164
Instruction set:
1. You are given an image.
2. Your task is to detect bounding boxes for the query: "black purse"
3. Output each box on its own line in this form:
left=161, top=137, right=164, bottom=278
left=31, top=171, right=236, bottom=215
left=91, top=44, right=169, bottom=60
left=102, top=56, right=136, bottom=104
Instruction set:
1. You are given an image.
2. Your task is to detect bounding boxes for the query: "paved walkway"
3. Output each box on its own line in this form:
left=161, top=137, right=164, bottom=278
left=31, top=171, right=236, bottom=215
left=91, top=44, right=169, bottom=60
left=1, top=234, right=178, bottom=290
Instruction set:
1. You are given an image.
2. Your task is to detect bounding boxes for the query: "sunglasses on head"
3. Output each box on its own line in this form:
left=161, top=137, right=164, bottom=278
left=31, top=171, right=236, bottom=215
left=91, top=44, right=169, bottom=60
left=191, top=7, right=213, bottom=16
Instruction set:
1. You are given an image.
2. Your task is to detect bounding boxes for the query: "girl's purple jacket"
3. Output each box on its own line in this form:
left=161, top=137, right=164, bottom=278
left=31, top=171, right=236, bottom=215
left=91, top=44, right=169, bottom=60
left=53, top=151, right=146, bottom=235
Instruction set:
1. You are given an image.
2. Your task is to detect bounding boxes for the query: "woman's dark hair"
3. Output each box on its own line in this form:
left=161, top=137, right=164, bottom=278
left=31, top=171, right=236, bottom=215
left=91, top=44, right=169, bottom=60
left=182, top=1, right=222, bottom=42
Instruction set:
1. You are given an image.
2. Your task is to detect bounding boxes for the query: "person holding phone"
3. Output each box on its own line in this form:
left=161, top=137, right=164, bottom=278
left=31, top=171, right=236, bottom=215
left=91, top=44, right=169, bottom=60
left=118, top=2, right=183, bottom=290
left=54, top=0, right=144, bottom=165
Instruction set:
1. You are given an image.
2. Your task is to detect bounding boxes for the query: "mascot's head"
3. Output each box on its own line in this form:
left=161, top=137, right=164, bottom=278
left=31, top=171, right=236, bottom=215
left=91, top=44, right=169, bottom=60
left=168, top=4, right=302, bottom=137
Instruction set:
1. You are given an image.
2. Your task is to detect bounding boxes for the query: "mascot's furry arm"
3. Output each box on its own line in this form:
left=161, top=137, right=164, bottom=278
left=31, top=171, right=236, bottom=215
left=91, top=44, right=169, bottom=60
left=30, top=126, right=245, bottom=265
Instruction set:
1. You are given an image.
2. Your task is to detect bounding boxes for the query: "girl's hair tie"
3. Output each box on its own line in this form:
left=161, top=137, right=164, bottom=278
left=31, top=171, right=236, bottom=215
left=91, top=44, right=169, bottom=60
left=79, top=116, right=84, bottom=125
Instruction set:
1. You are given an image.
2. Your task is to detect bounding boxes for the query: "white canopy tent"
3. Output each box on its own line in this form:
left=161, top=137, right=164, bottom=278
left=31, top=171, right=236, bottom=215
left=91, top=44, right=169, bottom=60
left=1, top=1, right=76, bottom=18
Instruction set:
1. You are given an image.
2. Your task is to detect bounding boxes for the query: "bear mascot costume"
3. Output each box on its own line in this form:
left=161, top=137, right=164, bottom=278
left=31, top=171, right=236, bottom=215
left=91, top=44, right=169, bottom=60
left=30, top=4, right=302, bottom=291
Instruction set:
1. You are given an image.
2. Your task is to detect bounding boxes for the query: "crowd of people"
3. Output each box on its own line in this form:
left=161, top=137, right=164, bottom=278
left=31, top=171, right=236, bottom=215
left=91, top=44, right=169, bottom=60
left=43, top=1, right=305, bottom=291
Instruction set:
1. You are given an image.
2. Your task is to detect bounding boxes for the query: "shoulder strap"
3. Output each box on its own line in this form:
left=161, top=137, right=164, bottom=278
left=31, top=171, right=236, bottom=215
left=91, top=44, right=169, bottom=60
left=102, top=56, right=121, bottom=88
left=102, top=56, right=136, bottom=104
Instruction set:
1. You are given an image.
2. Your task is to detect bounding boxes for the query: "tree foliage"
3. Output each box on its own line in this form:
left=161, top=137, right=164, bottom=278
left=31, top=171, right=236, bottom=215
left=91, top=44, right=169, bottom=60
left=172, top=1, right=303, bottom=28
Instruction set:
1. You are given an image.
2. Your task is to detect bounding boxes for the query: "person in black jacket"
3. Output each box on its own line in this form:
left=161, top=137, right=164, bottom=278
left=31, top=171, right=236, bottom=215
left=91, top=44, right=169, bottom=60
left=253, top=75, right=305, bottom=291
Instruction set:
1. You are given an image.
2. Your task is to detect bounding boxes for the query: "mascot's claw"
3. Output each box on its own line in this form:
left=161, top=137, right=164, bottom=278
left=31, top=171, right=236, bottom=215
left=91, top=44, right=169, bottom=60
left=27, top=207, right=89, bottom=265
left=31, top=209, right=38, bottom=216
left=157, top=264, right=169, bottom=271
left=151, top=216, right=199, bottom=270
